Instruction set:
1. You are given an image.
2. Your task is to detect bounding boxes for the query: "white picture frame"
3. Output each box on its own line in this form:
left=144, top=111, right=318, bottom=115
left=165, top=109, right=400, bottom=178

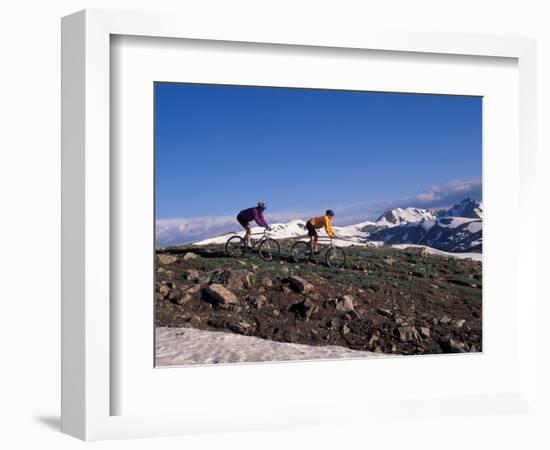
left=61, top=9, right=537, bottom=441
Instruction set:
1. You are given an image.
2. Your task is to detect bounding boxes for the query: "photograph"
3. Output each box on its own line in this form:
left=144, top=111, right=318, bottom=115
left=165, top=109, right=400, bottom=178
left=154, top=82, right=483, bottom=366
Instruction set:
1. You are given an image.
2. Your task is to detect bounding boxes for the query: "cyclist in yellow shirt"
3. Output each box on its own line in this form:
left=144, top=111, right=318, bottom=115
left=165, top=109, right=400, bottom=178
left=306, top=210, right=337, bottom=255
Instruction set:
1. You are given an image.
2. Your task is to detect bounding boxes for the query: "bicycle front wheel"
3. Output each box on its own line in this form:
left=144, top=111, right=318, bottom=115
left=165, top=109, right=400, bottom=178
left=225, top=236, right=245, bottom=258
left=291, top=241, right=312, bottom=263
left=258, top=238, right=280, bottom=261
left=326, top=247, right=346, bottom=268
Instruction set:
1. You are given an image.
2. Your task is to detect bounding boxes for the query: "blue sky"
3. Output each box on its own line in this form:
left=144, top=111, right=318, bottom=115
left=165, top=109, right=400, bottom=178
left=155, top=82, right=481, bottom=244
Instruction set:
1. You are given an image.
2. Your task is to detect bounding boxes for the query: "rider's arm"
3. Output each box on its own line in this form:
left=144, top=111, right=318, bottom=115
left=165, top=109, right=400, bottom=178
left=253, top=208, right=269, bottom=228
left=324, top=216, right=336, bottom=238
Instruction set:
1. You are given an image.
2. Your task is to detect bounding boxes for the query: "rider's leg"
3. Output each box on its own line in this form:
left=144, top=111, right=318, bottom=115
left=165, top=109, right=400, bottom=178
left=313, top=235, right=319, bottom=253
left=245, top=224, right=252, bottom=247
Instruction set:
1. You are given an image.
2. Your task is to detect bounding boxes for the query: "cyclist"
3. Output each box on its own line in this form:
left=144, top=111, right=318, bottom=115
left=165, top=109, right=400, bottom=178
left=306, top=210, right=337, bottom=255
left=237, top=201, right=269, bottom=248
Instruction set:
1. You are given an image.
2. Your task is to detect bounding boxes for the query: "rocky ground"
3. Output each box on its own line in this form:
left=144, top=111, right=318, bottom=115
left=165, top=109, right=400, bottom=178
left=155, top=241, right=482, bottom=359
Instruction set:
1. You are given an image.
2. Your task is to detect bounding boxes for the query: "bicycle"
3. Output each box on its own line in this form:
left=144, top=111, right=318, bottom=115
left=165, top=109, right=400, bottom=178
left=225, top=229, right=281, bottom=261
left=290, top=236, right=347, bottom=269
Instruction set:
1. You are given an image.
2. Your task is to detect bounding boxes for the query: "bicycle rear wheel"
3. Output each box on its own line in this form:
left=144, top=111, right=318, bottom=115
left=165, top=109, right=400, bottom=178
left=291, top=241, right=312, bottom=263
left=258, top=238, right=280, bottom=261
left=326, top=247, right=346, bottom=268
left=225, top=236, right=245, bottom=257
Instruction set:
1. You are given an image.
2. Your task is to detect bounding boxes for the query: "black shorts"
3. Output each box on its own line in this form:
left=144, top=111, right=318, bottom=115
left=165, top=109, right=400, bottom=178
left=237, top=214, right=250, bottom=229
left=306, top=220, right=318, bottom=237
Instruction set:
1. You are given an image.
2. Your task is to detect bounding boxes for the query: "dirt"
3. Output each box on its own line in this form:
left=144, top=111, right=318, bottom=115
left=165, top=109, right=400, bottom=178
left=155, top=241, right=482, bottom=355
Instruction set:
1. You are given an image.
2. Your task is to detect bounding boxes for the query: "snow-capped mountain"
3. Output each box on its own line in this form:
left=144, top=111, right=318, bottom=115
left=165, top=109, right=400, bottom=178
left=193, top=198, right=483, bottom=253
left=439, top=197, right=483, bottom=219
left=375, top=207, right=439, bottom=227
left=369, top=198, right=483, bottom=252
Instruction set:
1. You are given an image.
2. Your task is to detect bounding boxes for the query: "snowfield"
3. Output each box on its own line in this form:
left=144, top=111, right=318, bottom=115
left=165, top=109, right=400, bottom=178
left=156, top=327, right=378, bottom=366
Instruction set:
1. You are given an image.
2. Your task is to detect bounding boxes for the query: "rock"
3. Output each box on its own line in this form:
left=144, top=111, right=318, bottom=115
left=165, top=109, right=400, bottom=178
left=444, top=339, right=466, bottom=353
left=203, top=284, right=238, bottom=307
left=335, top=295, right=355, bottom=312
left=242, top=273, right=254, bottom=289
left=272, top=309, right=280, bottom=317
left=341, top=324, right=351, bottom=335
left=419, top=247, right=429, bottom=257
left=226, top=321, right=250, bottom=335
left=251, top=264, right=259, bottom=272
left=289, top=298, right=315, bottom=319
left=281, top=267, right=289, bottom=274
left=384, top=258, right=396, bottom=265
left=340, top=313, right=352, bottom=323
left=158, top=254, right=178, bottom=265
left=183, top=252, right=199, bottom=260
left=439, top=315, right=452, bottom=325
left=287, top=276, right=314, bottom=293
left=220, top=269, right=253, bottom=291
left=377, top=308, right=393, bottom=318
left=175, top=293, right=192, bottom=305
left=167, top=290, right=179, bottom=302
left=368, top=334, right=379, bottom=346
left=183, top=284, right=201, bottom=294
left=420, top=327, right=431, bottom=338
left=183, top=269, right=200, bottom=280
left=396, top=326, right=421, bottom=343
left=159, top=284, right=171, bottom=298
left=453, top=319, right=466, bottom=328
left=282, top=286, right=292, bottom=295
left=236, top=260, right=247, bottom=266
left=248, top=294, right=267, bottom=309
left=262, top=277, right=273, bottom=288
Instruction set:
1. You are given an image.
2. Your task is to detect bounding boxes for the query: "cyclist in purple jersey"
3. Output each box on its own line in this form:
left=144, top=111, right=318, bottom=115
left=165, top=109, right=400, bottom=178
left=237, top=201, right=269, bottom=248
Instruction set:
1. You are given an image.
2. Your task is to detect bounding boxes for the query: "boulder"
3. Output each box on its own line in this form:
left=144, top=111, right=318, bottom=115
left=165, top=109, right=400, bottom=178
left=396, top=326, right=421, bottom=343
left=183, top=252, right=199, bottom=260
left=453, top=319, right=466, bottom=328
left=226, top=321, right=251, bottom=335
left=183, top=269, right=200, bottom=280
left=175, top=293, right=192, bottom=305
left=183, top=284, right=201, bottom=295
left=377, top=308, right=393, bottom=318
left=287, top=276, right=314, bottom=293
left=159, top=284, right=170, bottom=298
left=158, top=254, right=178, bottom=265
left=444, top=339, right=466, bottom=353
left=262, top=277, right=273, bottom=288
left=203, top=284, right=238, bottom=307
left=420, top=327, right=431, bottom=338
left=335, top=295, right=354, bottom=312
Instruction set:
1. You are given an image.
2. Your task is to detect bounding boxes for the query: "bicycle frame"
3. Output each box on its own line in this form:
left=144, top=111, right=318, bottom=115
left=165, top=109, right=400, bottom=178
left=246, top=230, right=272, bottom=248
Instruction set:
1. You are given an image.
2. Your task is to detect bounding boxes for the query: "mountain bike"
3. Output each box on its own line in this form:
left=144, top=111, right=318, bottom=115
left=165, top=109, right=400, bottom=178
left=291, top=237, right=347, bottom=269
left=225, top=229, right=281, bottom=261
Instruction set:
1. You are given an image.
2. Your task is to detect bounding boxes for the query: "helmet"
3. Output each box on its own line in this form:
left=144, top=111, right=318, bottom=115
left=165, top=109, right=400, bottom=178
left=326, top=209, right=335, bottom=216
left=257, top=201, right=266, bottom=210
